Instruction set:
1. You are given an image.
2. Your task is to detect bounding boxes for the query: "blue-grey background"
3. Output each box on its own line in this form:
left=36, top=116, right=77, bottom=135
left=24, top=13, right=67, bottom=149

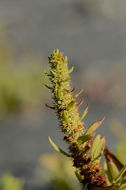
left=0, top=0, right=126, bottom=189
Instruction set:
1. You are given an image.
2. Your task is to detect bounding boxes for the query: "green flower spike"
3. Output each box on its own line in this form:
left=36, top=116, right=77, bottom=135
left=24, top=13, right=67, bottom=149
left=45, top=49, right=126, bottom=190
left=47, top=49, right=84, bottom=140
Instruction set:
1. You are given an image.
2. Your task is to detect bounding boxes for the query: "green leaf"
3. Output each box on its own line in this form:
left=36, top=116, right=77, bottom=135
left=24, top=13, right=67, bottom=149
left=62, top=111, right=69, bottom=123
left=57, top=89, right=61, bottom=100
left=74, top=171, right=82, bottom=183
left=107, top=161, right=120, bottom=183
left=68, top=66, right=74, bottom=74
left=61, top=77, right=70, bottom=82
left=120, top=178, right=126, bottom=190
left=50, top=69, right=56, bottom=75
left=91, top=134, right=101, bottom=158
left=80, top=104, right=88, bottom=121
left=73, top=89, right=84, bottom=99
left=54, top=49, right=59, bottom=55
left=91, top=135, right=105, bottom=163
left=77, top=134, right=92, bottom=145
left=86, top=116, right=105, bottom=135
left=64, top=56, right=68, bottom=62
left=113, top=164, right=126, bottom=184
left=67, top=100, right=75, bottom=110
left=103, top=160, right=111, bottom=185
left=44, top=84, right=53, bottom=90
left=48, top=136, right=70, bottom=157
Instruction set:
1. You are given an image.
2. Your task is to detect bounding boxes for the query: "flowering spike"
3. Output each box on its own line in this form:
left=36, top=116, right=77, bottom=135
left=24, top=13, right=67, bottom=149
left=46, top=50, right=126, bottom=189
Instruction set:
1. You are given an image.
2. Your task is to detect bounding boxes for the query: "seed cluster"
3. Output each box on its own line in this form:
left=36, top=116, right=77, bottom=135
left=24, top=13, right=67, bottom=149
left=69, top=142, right=107, bottom=187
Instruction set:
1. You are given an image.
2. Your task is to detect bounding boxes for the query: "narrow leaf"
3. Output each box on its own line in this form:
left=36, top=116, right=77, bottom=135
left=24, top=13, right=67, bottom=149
left=91, top=134, right=101, bottom=159
left=68, top=66, right=74, bottom=74
left=57, top=90, right=61, bottom=100
left=67, top=100, right=75, bottom=110
left=73, top=89, right=84, bottom=99
left=62, top=77, right=70, bottom=82
left=77, top=134, right=92, bottom=145
left=45, top=104, right=55, bottom=110
left=91, top=136, right=105, bottom=163
left=48, top=136, right=70, bottom=157
left=54, top=49, right=59, bottom=55
left=114, top=164, right=126, bottom=184
left=80, top=104, right=88, bottom=121
left=104, top=147, right=124, bottom=172
left=64, top=56, right=68, bottom=62
left=86, top=116, right=105, bottom=135
left=103, top=160, right=111, bottom=185
left=75, top=171, right=82, bottom=183
left=44, top=84, right=53, bottom=90
left=62, top=111, right=69, bottom=123
left=107, top=161, right=120, bottom=183
left=50, top=69, right=56, bottom=75
left=76, top=99, right=84, bottom=109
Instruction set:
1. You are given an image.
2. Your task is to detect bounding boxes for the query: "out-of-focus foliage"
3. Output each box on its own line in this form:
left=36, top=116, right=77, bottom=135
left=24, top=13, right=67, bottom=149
left=0, top=27, right=46, bottom=118
left=0, top=58, right=44, bottom=118
left=79, top=0, right=126, bottom=20
left=0, top=174, right=24, bottom=190
left=40, top=153, right=81, bottom=190
left=80, top=62, right=126, bottom=108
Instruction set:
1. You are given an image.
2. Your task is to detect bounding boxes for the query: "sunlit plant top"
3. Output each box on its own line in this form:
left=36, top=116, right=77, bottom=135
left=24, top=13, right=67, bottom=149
left=45, top=49, right=126, bottom=190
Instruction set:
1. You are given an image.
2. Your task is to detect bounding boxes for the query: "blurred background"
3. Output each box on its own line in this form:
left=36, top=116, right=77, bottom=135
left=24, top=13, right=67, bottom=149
left=0, top=0, right=126, bottom=189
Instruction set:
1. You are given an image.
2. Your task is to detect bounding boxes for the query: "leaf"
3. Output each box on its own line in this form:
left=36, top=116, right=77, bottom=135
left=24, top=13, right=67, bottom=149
left=57, top=89, right=61, bottom=100
left=104, top=147, right=124, bottom=172
left=62, top=77, right=70, bottom=82
left=86, top=117, right=105, bottom=135
left=120, top=178, right=126, bottom=190
left=91, top=136, right=105, bottom=163
left=50, top=69, right=56, bottom=75
left=68, top=66, right=74, bottom=74
left=80, top=104, right=88, bottom=121
left=62, top=111, right=69, bottom=123
left=73, top=89, right=84, bottom=99
left=113, top=164, right=126, bottom=184
left=48, top=136, right=70, bottom=157
left=75, top=171, right=82, bottom=183
left=53, top=49, right=59, bottom=55
left=107, top=161, right=120, bottom=183
left=67, top=100, right=75, bottom=110
left=44, top=84, right=53, bottom=90
left=77, top=134, right=92, bottom=145
left=64, top=56, right=68, bottom=62
left=91, top=134, right=101, bottom=158
left=103, top=160, right=111, bottom=185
